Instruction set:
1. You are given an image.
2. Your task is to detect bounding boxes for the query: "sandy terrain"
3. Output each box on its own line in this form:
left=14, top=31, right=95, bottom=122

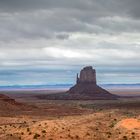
left=108, top=88, right=140, bottom=96
left=0, top=89, right=140, bottom=140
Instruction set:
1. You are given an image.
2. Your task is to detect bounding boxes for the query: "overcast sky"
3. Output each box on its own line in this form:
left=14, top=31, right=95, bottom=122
left=0, top=0, right=140, bottom=85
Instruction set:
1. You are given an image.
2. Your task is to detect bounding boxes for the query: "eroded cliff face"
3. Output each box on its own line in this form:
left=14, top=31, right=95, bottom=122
left=77, top=66, right=96, bottom=84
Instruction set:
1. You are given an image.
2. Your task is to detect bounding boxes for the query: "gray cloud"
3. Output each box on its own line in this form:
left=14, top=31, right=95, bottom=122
left=0, top=0, right=140, bottom=42
left=0, top=0, right=140, bottom=84
left=0, top=0, right=140, bottom=18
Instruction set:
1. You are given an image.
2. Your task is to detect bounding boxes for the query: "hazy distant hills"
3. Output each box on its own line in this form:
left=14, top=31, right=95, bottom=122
left=0, top=84, right=140, bottom=91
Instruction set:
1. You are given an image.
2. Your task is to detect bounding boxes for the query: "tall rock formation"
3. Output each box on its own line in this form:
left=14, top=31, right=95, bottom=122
left=68, top=66, right=118, bottom=99
left=76, top=66, right=96, bottom=84
left=36, top=66, right=118, bottom=100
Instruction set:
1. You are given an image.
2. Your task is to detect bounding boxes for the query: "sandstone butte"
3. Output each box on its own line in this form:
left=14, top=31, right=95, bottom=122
left=36, top=66, right=118, bottom=100
left=67, top=66, right=118, bottom=99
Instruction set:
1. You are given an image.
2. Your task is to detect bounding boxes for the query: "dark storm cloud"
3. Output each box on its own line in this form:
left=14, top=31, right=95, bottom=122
left=0, top=0, right=140, bottom=42
left=0, top=0, right=115, bottom=13
left=0, top=0, right=140, bottom=18
left=120, top=0, right=140, bottom=18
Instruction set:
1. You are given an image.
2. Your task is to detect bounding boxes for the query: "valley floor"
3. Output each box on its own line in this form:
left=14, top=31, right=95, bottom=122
left=0, top=90, right=140, bottom=140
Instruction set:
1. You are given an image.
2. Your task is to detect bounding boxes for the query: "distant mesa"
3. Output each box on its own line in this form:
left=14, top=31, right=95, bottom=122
left=36, top=66, right=118, bottom=100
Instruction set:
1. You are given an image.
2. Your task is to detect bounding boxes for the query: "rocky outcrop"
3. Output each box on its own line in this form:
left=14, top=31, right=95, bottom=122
left=0, top=94, right=35, bottom=115
left=68, top=66, right=118, bottom=99
left=0, top=94, right=21, bottom=105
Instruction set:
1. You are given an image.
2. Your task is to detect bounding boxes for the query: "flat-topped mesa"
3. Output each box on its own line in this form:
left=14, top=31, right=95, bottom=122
left=77, top=66, right=96, bottom=84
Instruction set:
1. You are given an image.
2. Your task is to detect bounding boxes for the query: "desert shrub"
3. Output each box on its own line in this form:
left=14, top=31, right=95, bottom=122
left=27, top=128, right=30, bottom=132
left=106, top=132, right=112, bottom=135
left=70, top=136, right=74, bottom=139
left=86, top=132, right=90, bottom=136
left=33, top=133, right=40, bottom=139
left=108, top=135, right=111, bottom=138
left=109, top=124, right=114, bottom=128
left=119, top=131, right=121, bottom=134
left=95, top=128, right=98, bottom=131
left=109, top=121, right=117, bottom=128
left=42, top=130, right=46, bottom=133
left=107, top=132, right=112, bottom=138
left=131, top=132, right=135, bottom=135
left=75, top=135, right=79, bottom=139
left=123, top=136, right=128, bottom=140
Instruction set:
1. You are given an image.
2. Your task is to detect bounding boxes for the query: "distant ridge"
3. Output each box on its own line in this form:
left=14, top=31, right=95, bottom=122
left=0, top=83, right=140, bottom=91
left=0, top=84, right=73, bottom=91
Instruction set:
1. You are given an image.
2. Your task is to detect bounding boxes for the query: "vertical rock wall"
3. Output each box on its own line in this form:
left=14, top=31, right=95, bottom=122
left=77, top=66, right=96, bottom=84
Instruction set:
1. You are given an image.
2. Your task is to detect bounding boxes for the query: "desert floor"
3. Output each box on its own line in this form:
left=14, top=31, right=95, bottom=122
left=0, top=89, right=140, bottom=140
